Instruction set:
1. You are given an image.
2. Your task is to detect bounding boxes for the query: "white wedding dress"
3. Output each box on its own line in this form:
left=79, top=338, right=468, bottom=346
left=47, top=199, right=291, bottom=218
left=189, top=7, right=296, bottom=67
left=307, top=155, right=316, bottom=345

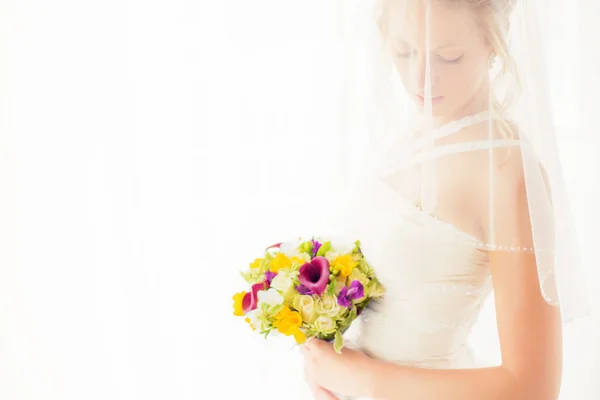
left=345, top=198, right=493, bottom=370
left=337, top=114, right=518, bottom=399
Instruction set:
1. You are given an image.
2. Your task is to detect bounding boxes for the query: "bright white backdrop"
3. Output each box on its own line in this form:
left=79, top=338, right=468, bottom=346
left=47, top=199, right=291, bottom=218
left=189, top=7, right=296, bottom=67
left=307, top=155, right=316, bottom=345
left=0, top=1, right=598, bottom=399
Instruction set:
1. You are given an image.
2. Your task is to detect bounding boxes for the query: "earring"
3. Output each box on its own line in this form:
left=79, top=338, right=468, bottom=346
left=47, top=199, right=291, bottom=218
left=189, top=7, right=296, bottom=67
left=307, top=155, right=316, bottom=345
left=489, top=53, right=496, bottom=69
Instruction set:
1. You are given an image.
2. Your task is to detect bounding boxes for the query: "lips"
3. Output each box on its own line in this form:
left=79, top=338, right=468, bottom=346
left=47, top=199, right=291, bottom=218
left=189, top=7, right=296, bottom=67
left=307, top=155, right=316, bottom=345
left=416, top=94, right=445, bottom=105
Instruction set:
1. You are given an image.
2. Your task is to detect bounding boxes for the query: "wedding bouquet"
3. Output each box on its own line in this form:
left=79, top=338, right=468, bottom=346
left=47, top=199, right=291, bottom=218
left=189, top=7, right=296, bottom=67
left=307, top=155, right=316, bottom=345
left=232, top=237, right=385, bottom=353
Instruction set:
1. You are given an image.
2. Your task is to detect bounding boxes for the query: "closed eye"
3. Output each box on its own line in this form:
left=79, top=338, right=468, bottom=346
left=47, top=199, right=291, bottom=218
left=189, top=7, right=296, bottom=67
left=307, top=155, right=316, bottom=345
left=437, top=54, right=464, bottom=64
left=397, top=50, right=417, bottom=58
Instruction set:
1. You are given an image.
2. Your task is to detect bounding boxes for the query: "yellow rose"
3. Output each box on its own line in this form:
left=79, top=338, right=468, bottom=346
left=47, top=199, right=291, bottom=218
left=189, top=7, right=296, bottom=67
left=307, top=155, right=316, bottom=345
left=315, top=294, right=342, bottom=318
left=232, top=291, right=246, bottom=316
left=297, top=295, right=318, bottom=324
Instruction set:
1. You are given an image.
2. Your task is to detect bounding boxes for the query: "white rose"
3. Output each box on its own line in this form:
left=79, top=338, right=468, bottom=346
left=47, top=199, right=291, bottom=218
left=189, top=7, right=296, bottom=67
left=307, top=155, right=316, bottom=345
left=315, top=294, right=342, bottom=317
left=270, top=273, right=296, bottom=303
left=313, top=315, right=337, bottom=335
left=270, top=274, right=293, bottom=292
left=257, top=288, right=284, bottom=308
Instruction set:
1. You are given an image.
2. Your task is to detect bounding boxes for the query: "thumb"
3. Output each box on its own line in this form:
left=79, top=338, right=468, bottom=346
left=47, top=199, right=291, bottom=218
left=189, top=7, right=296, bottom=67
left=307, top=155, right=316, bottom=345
left=299, top=344, right=311, bottom=357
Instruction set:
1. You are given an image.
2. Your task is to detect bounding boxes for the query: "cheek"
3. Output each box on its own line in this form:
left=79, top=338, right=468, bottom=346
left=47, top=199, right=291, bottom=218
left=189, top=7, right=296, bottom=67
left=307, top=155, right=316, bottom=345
left=394, top=60, right=414, bottom=91
left=393, top=58, right=488, bottom=103
left=439, top=62, right=487, bottom=100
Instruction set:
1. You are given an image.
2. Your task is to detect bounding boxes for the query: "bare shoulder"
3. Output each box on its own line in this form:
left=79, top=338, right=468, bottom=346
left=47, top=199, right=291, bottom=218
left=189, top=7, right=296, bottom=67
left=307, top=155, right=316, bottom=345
left=477, top=128, right=536, bottom=247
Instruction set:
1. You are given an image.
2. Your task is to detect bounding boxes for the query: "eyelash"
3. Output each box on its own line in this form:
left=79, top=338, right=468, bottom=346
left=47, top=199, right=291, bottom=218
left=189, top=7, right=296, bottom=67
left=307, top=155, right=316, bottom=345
left=397, top=51, right=416, bottom=58
left=440, top=54, right=463, bottom=64
left=396, top=52, right=464, bottom=64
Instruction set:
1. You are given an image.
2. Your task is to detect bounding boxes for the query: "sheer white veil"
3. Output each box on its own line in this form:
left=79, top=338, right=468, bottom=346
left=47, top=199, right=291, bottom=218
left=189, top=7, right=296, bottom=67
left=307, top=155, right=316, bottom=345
left=330, top=0, right=597, bottom=397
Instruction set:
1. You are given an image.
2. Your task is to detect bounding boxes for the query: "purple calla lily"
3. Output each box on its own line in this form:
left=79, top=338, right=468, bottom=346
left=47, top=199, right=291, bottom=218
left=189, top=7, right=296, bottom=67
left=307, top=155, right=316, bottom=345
left=298, top=256, right=330, bottom=297
left=242, top=281, right=270, bottom=314
left=337, top=280, right=365, bottom=307
left=265, top=271, right=277, bottom=284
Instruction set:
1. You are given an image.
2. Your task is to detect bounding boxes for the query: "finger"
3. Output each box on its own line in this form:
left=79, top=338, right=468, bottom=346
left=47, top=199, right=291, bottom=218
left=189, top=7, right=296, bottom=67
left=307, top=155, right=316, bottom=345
left=305, top=337, right=317, bottom=348
left=308, top=338, right=329, bottom=353
left=299, top=344, right=310, bottom=357
left=303, top=353, right=315, bottom=376
left=303, top=359, right=313, bottom=379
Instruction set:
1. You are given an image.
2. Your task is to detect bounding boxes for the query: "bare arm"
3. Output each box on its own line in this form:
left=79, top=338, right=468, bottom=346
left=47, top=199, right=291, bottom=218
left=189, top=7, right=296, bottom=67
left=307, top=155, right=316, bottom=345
left=361, top=251, right=562, bottom=400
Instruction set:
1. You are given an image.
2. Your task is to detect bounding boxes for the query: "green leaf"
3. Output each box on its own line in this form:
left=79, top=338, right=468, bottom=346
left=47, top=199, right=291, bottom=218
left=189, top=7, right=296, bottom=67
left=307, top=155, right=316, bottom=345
left=316, top=241, right=331, bottom=257
left=260, top=258, right=271, bottom=271
left=358, top=258, right=374, bottom=276
left=261, top=326, right=276, bottom=339
left=333, top=331, right=344, bottom=354
left=358, top=298, right=372, bottom=311
left=265, top=250, right=276, bottom=261
left=338, top=306, right=358, bottom=331
left=301, top=241, right=314, bottom=255
left=270, top=304, right=283, bottom=316
left=368, top=280, right=386, bottom=298
left=305, top=329, right=318, bottom=338
left=327, top=282, right=336, bottom=296
left=260, top=302, right=269, bottom=314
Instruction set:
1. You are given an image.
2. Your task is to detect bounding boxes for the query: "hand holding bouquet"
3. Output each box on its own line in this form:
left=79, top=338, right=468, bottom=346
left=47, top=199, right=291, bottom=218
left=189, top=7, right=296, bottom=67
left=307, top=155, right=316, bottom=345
left=232, top=238, right=384, bottom=353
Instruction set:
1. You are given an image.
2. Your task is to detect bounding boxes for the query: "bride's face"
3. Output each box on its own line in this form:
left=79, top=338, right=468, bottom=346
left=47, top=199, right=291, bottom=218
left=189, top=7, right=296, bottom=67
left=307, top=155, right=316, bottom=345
left=386, top=2, right=492, bottom=119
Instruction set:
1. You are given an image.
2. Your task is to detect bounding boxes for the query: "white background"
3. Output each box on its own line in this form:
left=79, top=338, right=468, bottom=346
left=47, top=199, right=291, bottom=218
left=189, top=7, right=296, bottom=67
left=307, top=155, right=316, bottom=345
left=0, top=1, right=598, bottom=399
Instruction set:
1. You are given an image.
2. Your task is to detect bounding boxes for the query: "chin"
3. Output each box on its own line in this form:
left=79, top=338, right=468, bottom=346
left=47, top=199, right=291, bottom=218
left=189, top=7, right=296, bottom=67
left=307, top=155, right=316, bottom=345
left=415, top=102, right=450, bottom=118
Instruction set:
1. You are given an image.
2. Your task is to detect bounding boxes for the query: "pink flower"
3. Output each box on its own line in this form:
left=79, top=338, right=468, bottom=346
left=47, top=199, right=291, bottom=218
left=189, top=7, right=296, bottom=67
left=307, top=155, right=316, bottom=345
left=242, top=281, right=270, bottom=314
left=298, top=257, right=330, bottom=297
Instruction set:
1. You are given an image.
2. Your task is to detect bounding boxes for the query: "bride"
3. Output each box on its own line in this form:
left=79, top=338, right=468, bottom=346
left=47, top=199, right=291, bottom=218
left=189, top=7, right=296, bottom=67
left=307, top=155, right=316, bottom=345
left=299, top=1, right=589, bottom=399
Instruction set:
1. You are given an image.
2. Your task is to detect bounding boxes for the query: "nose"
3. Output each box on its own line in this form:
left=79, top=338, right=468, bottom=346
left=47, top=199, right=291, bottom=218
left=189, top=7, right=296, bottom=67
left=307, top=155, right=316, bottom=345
left=411, top=54, right=437, bottom=95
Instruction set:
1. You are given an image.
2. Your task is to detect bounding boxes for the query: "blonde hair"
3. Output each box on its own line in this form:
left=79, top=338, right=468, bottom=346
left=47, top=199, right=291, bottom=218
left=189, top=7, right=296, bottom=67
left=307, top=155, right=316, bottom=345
left=376, top=0, right=521, bottom=139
